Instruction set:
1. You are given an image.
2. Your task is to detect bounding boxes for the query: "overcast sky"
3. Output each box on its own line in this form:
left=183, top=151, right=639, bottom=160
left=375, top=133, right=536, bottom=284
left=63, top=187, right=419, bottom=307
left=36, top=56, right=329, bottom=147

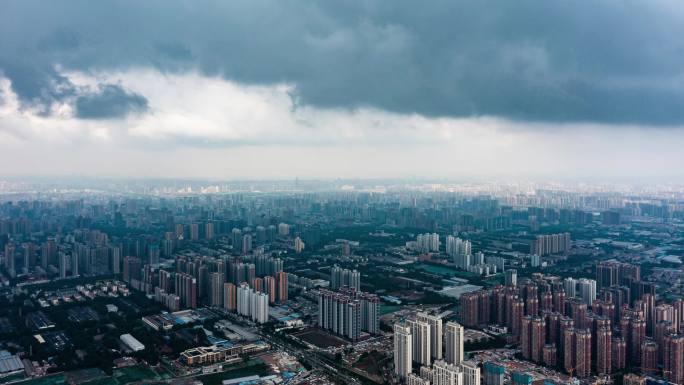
left=1, top=0, right=684, bottom=180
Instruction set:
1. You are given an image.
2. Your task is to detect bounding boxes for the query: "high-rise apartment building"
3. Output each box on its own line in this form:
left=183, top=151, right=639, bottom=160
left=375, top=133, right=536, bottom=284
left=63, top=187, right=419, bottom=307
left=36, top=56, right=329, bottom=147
left=277, top=271, right=288, bottom=302
left=417, top=312, right=443, bottom=360
left=596, top=327, right=612, bottom=375
left=236, top=283, right=269, bottom=324
left=505, top=269, right=517, bottom=287
left=462, top=361, right=481, bottom=385
left=223, top=282, right=236, bottom=311
left=663, top=334, right=684, bottom=384
left=330, top=265, right=361, bottom=291
left=210, top=272, right=224, bottom=307
left=445, top=322, right=464, bottom=365
left=531, top=233, right=571, bottom=256
left=318, top=288, right=379, bottom=340
left=394, top=324, right=413, bottom=379
left=408, top=319, right=431, bottom=366
left=574, top=329, right=591, bottom=378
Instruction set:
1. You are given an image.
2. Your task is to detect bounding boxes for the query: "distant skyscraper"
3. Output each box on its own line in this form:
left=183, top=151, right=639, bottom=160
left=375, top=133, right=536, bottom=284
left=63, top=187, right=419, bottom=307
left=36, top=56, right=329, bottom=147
left=578, top=278, right=596, bottom=305
left=231, top=228, right=242, bottom=249
left=277, top=271, right=288, bottom=302
left=505, top=269, right=517, bottom=287
left=278, top=223, right=289, bottom=236
left=110, top=246, right=121, bottom=274
left=205, top=222, right=214, bottom=240
left=349, top=269, right=361, bottom=291
left=531, top=233, right=571, bottom=256
left=446, top=236, right=471, bottom=268
left=210, top=272, right=224, bottom=307
left=123, top=256, right=142, bottom=283
left=564, top=277, right=577, bottom=298
left=175, top=223, right=184, bottom=239
left=71, top=253, right=79, bottom=276
left=223, top=282, right=236, bottom=311
left=41, top=238, right=57, bottom=268
left=529, top=254, right=540, bottom=267
left=330, top=265, right=361, bottom=291
left=148, top=244, right=160, bottom=266
left=190, top=223, right=199, bottom=240
left=175, top=272, right=197, bottom=309
left=264, top=276, right=276, bottom=304
left=294, top=236, right=305, bottom=253
left=3, top=243, right=15, bottom=272
left=59, top=252, right=69, bottom=278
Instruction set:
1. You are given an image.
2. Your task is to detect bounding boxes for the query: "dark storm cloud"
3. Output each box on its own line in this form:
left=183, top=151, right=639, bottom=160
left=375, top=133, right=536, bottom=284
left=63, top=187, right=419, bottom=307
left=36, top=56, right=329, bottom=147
left=1, top=0, right=684, bottom=125
left=0, top=58, right=76, bottom=115
left=75, top=84, right=148, bottom=119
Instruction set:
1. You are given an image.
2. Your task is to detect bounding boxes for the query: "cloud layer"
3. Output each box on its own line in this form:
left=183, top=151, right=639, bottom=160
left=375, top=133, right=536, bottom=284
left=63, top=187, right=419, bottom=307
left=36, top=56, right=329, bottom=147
left=1, top=1, right=684, bottom=180
left=0, top=69, right=683, bottom=180
left=2, top=0, right=684, bottom=125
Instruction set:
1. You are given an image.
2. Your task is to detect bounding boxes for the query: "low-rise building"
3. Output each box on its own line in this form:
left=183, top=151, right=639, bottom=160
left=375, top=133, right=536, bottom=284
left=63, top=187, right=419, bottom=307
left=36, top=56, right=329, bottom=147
left=120, top=334, right=145, bottom=352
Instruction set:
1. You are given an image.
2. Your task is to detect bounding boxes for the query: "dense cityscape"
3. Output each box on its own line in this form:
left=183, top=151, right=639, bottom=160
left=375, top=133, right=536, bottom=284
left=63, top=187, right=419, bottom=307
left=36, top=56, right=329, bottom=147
left=0, top=180, right=682, bottom=385
left=3, top=1, right=684, bottom=384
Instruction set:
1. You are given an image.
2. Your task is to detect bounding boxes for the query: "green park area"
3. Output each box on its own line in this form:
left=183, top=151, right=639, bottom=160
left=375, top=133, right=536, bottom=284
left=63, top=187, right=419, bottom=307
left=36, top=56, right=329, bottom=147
left=415, top=263, right=479, bottom=279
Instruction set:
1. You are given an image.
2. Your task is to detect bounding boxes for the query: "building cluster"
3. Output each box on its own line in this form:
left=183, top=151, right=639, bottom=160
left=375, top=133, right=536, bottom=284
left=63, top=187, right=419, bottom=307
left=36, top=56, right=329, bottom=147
left=462, top=251, right=500, bottom=276
left=409, top=233, right=441, bottom=253
left=2, top=231, right=123, bottom=279
left=446, top=236, right=471, bottom=263
left=317, top=287, right=380, bottom=340
left=460, top=261, right=684, bottom=382
left=394, top=315, right=478, bottom=385
left=236, top=283, right=270, bottom=324
left=123, top=254, right=288, bottom=324
left=330, top=265, right=361, bottom=291
left=530, top=233, right=571, bottom=256
left=445, top=236, right=499, bottom=276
